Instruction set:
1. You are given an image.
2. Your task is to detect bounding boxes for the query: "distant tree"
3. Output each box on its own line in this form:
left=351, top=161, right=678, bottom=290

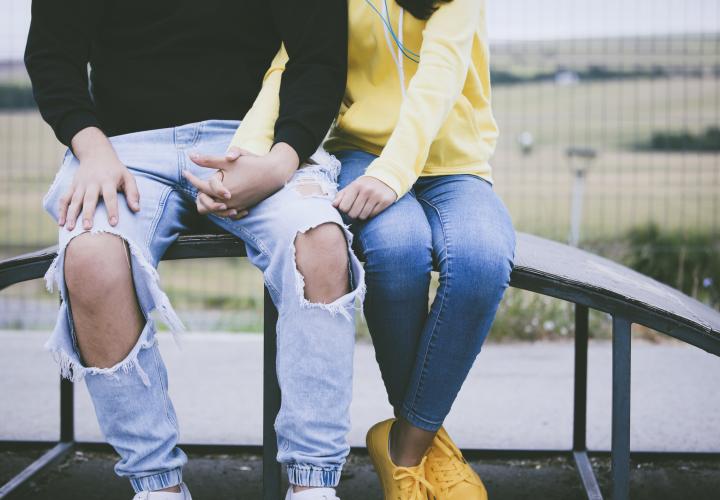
left=0, top=84, right=36, bottom=110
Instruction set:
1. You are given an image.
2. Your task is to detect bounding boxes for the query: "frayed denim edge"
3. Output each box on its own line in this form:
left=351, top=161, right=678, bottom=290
left=43, top=227, right=186, bottom=387
left=290, top=221, right=366, bottom=323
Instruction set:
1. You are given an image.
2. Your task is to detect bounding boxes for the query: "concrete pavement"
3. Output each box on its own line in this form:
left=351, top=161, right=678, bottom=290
left=1, top=331, right=719, bottom=452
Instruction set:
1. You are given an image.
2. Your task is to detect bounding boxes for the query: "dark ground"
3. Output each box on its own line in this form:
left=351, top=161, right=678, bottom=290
left=2, top=447, right=719, bottom=500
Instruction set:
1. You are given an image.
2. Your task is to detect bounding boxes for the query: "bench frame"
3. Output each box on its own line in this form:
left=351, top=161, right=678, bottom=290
left=1, top=233, right=719, bottom=500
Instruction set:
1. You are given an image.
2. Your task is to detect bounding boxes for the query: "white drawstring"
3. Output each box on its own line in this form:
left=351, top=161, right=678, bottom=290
left=381, top=0, right=399, bottom=68
left=380, top=1, right=407, bottom=98
left=398, top=8, right=407, bottom=98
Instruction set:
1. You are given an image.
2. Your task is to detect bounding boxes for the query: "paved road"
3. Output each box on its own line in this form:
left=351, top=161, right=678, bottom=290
left=5, top=448, right=720, bottom=500
left=1, top=331, right=719, bottom=451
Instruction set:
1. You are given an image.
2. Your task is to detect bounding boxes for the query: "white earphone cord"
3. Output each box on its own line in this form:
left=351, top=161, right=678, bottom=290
left=380, top=1, right=407, bottom=98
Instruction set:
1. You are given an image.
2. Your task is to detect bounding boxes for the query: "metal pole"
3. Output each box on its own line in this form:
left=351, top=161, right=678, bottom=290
left=60, top=377, right=74, bottom=442
left=569, top=168, right=587, bottom=247
left=0, top=442, right=73, bottom=499
left=573, top=305, right=603, bottom=500
left=263, top=288, right=282, bottom=500
left=573, top=304, right=589, bottom=451
left=611, top=317, right=632, bottom=500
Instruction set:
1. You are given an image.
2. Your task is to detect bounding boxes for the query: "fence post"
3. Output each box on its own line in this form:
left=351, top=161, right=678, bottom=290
left=611, top=317, right=632, bottom=500
left=263, top=288, right=282, bottom=500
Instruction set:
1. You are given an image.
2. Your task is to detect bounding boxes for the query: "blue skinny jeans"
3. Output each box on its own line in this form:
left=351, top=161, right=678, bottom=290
left=335, top=150, right=516, bottom=431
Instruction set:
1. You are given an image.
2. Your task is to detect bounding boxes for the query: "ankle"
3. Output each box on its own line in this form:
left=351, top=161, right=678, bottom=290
left=156, top=485, right=182, bottom=493
left=389, top=420, right=424, bottom=467
left=292, top=486, right=323, bottom=493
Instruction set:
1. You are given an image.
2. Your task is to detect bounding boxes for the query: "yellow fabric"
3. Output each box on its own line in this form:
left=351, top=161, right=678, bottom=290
left=229, top=0, right=498, bottom=198
left=425, top=426, right=488, bottom=500
left=366, top=418, right=435, bottom=500
left=229, top=47, right=286, bottom=155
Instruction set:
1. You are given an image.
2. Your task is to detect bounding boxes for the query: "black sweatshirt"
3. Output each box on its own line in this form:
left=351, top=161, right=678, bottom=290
left=24, top=0, right=347, bottom=161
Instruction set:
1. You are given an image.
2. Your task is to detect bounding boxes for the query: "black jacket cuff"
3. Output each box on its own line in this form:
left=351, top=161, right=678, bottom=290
left=274, top=122, right=317, bottom=163
left=57, top=110, right=102, bottom=147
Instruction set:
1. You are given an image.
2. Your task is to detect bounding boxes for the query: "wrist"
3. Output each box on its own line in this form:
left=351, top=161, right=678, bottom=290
left=267, top=142, right=300, bottom=184
left=71, top=127, right=115, bottom=161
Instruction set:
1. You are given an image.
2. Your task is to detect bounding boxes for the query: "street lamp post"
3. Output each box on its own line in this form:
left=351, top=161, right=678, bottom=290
left=567, top=147, right=597, bottom=247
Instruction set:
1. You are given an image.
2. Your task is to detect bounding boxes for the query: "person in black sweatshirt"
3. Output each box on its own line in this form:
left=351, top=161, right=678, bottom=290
left=26, top=1, right=360, bottom=499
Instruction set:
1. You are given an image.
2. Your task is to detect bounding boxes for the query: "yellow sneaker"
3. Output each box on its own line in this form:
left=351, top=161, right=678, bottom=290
left=367, top=419, right=436, bottom=500
left=424, top=427, right=487, bottom=500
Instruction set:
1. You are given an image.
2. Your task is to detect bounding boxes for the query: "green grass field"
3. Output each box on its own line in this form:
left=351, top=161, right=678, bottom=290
left=1, top=34, right=718, bottom=334
left=2, top=75, right=717, bottom=247
left=490, top=34, right=720, bottom=75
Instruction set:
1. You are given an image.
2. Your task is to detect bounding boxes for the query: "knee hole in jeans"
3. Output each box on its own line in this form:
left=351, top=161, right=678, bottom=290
left=293, top=222, right=351, bottom=304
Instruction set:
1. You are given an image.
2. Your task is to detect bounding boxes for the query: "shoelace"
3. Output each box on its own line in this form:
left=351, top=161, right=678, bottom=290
left=393, top=457, right=436, bottom=500
left=132, top=492, right=150, bottom=500
left=429, top=439, right=481, bottom=491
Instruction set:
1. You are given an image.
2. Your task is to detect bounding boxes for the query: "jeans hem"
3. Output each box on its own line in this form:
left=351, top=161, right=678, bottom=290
left=399, top=405, right=443, bottom=432
left=287, top=464, right=342, bottom=488
left=129, top=467, right=183, bottom=493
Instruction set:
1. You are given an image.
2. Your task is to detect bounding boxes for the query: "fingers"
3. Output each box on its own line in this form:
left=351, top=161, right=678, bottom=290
left=332, top=189, right=344, bottom=209
left=189, top=152, right=228, bottom=170
left=80, top=184, right=100, bottom=230
left=208, top=174, right=231, bottom=200
left=370, top=199, right=393, bottom=219
left=347, top=192, right=369, bottom=219
left=334, top=185, right=359, bottom=214
left=183, top=170, right=215, bottom=197
left=122, top=172, right=141, bottom=212
left=57, top=186, right=73, bottom=226
left=225, top=146, right=256, bottom=161
left=230, top=209, right=249, bottom=220
left=358, top=199, right=378, bottom=220
left=217, top=208, right=249, bottom=219
left=102, top=183, right=119, bottom=226
left=195, top=192, right=249, bottom=220
left=64, top=187, right=85, bottom=231
left=196, top=192, right=228, bottom=215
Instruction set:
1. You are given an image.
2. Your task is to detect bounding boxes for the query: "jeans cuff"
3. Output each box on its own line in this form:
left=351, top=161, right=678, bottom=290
left=287, top=464, right=342, bottom=487
left=129, top=467, right=183, bottom=493
left=400, top=404, right=443, bottom=432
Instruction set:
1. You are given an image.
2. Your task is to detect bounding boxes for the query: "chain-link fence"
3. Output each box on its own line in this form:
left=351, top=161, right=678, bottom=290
left=1, top=0, right=718, bottom=331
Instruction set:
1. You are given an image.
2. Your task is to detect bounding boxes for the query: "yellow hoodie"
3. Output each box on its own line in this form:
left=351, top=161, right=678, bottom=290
left=230, top=0, right=498, bottom=198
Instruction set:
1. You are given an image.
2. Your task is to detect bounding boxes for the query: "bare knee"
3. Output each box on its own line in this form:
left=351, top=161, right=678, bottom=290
left=294, top=223, right=350, bottom=303
left=64, top=233, right=132, bottom=304
left=64, top=233, right=144, bottom=368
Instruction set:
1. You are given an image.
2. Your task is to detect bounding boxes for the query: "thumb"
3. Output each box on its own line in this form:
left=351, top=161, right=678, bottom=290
left=189, top=152, right=227, bottom=170
left=225, top=146, right=256, bottom=161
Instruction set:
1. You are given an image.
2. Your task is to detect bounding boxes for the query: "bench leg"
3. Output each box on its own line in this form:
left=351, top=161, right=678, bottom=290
left=572, top=305, right=603, bottom=500
left=60, top=376, right=74, bottom=442
left=263, top=288, right=282, bottom=500
left=611, top=317, right=632, bottom=500
left=573, top=305, right=589, bottom=452
left=0, top=375, right=75, bottom=499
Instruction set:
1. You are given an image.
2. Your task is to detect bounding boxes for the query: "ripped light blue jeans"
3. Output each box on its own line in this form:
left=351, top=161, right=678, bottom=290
left=42, top=120, right=365, bottom=491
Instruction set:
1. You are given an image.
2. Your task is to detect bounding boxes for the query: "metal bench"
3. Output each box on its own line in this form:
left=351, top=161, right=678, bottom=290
left=1, top=232, right=719, bottom=500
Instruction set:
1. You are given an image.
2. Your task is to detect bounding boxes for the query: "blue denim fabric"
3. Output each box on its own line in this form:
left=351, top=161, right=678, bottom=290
left=335, top=149, right=516, bottom=432
left=42, top=120, right=365, bottom=491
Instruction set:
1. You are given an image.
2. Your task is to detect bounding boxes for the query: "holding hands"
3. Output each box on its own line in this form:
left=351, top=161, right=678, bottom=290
left=189, top=144, right=397, bottom=222
left=183, top=143, right=299, bottom=220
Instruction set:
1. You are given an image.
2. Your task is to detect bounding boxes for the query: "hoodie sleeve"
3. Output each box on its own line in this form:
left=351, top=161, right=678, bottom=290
left=364, top=0, right=484, bottom=197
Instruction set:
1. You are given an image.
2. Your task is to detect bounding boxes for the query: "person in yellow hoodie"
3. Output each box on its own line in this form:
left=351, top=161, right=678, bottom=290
left=186, top=0, right=515, bottom=498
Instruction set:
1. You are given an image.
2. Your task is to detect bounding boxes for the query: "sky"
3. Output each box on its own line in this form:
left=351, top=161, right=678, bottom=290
left=1, top=0, right=719, bottom=60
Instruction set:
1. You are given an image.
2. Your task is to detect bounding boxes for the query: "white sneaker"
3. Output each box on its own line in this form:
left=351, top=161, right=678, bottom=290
left=132, top=483, right=192, bottom=500
left=285, top=486, right=340, bottom=500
